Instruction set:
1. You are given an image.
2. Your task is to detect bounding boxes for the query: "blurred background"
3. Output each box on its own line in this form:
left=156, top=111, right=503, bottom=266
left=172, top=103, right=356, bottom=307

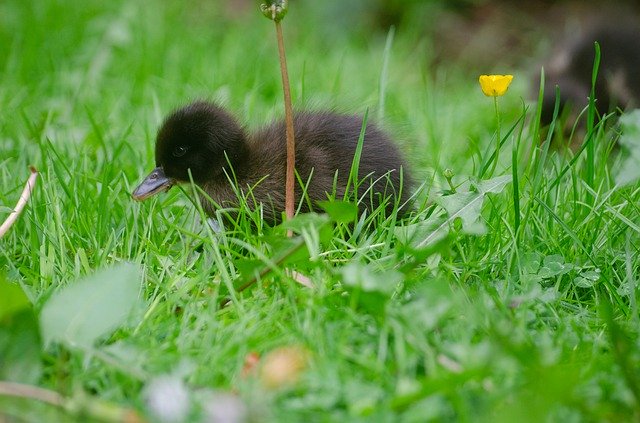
left=220, top=0, right=640, bottom=71
left=1, top=0, right=639, bottom=172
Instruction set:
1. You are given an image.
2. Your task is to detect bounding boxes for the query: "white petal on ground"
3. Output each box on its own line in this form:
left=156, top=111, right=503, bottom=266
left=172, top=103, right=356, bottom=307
left=202, top=392, right=247, bottom=423
left=144, top=375, right=191, bottom=423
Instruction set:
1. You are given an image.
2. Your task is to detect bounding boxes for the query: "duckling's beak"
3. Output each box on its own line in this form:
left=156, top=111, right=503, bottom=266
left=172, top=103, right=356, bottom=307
left=132, top=167, right=175, bottom=201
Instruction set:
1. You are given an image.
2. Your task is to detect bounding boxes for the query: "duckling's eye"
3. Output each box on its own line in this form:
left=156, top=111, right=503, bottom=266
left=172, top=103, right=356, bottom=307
left=173, top=146, right=189, bottom=157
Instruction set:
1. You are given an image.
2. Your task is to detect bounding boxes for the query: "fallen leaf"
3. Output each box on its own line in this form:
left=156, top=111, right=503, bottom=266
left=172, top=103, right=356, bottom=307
left=259, top=346, right=308, bottom=389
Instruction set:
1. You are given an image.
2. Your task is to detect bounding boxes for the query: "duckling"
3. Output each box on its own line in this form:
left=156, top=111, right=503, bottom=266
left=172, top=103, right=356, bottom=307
left=132, top=101, right=412, bottom=224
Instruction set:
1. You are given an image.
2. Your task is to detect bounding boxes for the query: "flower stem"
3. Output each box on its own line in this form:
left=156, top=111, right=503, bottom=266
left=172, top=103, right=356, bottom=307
left=489, top=96, right=501, bottom=177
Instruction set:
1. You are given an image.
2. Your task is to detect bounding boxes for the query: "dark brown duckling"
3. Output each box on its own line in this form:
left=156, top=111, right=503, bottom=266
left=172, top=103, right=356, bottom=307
left=132, top=101, right=413, bottom=224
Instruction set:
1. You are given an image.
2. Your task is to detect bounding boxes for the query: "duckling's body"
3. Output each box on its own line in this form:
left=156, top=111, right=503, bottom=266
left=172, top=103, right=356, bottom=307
left=133, top=101, right=412, bottom=224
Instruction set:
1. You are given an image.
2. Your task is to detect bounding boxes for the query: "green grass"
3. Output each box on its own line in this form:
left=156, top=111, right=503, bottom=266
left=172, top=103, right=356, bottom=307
left=1, top=0, right=639, bottom=422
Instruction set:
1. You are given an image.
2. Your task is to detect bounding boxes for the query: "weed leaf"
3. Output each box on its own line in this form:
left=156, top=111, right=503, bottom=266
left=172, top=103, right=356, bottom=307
left=341, top=262, right=401, bottom=313
left=438, top=191, right=487, bottom=235
left=394, top=280, right=458, bottom=331
left=395, top=214, right=447, bottom=247
left=442, top=175, right=512, bottom=235
left=317, top=200, right=358, bottom=224
left=473, top=174, right=513, bottom=195
left=40, top=263, right=141, bottom=348
left=0, top=274, right=30, bottom=320
left=0, top=274, right=42, bottom=383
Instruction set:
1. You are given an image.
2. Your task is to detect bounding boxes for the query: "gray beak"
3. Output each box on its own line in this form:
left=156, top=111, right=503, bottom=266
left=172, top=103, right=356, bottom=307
left=132, top=167, right=175, bottom=201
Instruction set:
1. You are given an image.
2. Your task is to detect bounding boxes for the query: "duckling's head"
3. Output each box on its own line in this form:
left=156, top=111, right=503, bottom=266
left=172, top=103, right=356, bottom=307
left=132, top=101, right=246, bottom=201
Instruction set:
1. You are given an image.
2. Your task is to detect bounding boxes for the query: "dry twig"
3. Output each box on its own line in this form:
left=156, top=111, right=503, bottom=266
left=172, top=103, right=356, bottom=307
left=0, top=166, right=38, bottom=238
left=0, top=381, right=64, bottom=407
left=0, top=380, right=145, bottom=422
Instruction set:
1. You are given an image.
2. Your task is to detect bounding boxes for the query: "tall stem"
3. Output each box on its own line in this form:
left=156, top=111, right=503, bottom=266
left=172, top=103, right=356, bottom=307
left=489, top=96, right=501, bottom=177
left=275, top=20, right=295, bottom=222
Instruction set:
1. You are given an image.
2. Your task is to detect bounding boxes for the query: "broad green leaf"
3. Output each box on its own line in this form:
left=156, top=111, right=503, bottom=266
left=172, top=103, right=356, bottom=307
left=277, top=211, right=333, bottom=248
left=268, top=236, right=311, bottom=268
left=232, top=231, right=320, bottom=289
left=317, top=200, right=358, bottom=224
left=340, top=262, right=402, bottom=313
left=538, top=255, right=573, bottom=279
left=278, top=212, right=330, bottom=233
left=574, top=276, right=595, bottom=288
left=580, top=270, right=601, bottom=281
left=345, top=380, right=384, bottom=416
left=473, top=175, right=513, bottom=195
left=0, top=275, right=30, bottom=320
left=40, top=263, right=142, bottom=348
left=341, top=262, right=400, bottom=295
left=235, top=258, right=265, bottom=283
left=0, top=274, right=42, bottom=384
left=520, top=251, right=542, bottom=274
left=394, top=214, right=448, bottom=248
left=412, top=175, right=512, bottom=247
left=438, top=191, right=487, bottom=235
left=507, top=281, right=558, bottom=307
left=520, top=273, right=543, bottom=285
left=574, top=270, right=601, bottom=288
left=396, top=280, right=457, bottom=331
left=0, top=309, right=42, bottom=384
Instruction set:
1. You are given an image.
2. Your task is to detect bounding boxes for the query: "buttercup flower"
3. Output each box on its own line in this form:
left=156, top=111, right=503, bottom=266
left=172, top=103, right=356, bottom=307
left=479, top=75, right=514, bottom=97
left=478, top=74, right=514, bottom=177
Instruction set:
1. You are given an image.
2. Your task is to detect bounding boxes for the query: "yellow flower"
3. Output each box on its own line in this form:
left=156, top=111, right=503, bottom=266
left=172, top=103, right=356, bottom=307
left=479, top=74, right=514, bottom=97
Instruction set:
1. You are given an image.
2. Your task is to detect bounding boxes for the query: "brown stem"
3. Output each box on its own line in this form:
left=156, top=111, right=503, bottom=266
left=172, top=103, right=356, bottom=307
left=275, top=20, right=296, bottom=227
left=0, top=166, right=38, bottom=238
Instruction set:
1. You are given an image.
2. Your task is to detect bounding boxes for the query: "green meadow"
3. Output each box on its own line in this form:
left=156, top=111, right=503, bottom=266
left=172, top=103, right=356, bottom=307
left=1, top=1, right=639, bottom=421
